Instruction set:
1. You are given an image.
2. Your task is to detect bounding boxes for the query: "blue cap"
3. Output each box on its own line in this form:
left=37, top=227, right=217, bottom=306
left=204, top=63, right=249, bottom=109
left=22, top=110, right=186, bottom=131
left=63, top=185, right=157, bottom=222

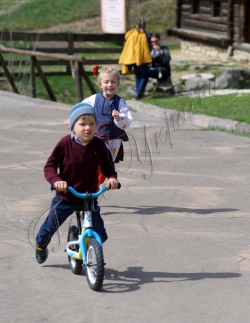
left=69, top=102, right=97, bottom=130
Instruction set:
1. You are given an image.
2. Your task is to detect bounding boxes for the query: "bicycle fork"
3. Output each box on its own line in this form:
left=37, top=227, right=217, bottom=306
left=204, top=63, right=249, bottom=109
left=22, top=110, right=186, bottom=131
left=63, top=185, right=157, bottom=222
left=66, top=210, right=103, bottom=266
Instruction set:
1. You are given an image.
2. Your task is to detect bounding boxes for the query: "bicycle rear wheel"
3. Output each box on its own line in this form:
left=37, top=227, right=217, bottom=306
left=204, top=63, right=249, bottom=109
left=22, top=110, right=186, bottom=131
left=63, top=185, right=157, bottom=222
left=86, top=238, right=104, bottom=291
left=67, top=225, right=83, bottom=275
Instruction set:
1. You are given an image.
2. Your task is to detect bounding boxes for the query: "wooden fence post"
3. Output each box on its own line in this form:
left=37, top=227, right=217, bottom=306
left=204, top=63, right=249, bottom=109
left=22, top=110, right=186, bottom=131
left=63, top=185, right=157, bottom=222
left=0, top=52, right=19, bottom=94
left=75, top=62, right=83, bottom=102
left=79, top=63, right=96, bottom=95
left=33, top=57, right=57, bottom=102
left=67, top=33, right=74, bottom=75
left=30, top=56, right=36, bottom=98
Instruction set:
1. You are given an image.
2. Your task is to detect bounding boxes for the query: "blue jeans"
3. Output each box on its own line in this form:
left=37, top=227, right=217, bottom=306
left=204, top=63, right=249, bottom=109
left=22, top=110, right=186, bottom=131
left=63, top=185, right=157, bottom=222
left=134, top=64, right=149, bottom=98
left=36, top=196, right=107, bottom=247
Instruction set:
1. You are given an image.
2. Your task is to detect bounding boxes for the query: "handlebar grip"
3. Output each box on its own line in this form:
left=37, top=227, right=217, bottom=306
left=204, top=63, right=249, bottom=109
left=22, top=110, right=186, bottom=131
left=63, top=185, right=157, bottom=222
left=107, top=182, right=121, bottom=190
left=50, top=182, right=121, bottom=192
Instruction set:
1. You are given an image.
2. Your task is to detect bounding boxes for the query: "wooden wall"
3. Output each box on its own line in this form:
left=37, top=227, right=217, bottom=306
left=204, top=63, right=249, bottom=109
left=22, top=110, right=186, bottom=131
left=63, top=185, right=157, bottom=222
left=179, top=0, right=231, bottom=38
left=171, top=0, right=250, bottom=47
left=234, top=0, right=250, bottom=43
left=233, top=0, right=241, bottom=42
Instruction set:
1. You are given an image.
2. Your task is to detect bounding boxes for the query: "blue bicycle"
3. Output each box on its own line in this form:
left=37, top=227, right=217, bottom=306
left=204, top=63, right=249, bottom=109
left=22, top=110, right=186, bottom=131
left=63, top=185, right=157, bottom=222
left=51, top=183, right=120, bottom=291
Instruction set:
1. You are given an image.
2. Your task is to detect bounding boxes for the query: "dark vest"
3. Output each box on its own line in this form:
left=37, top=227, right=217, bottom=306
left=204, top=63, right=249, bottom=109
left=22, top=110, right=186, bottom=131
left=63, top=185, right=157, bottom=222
left=94, top=93, right=128, bottom=141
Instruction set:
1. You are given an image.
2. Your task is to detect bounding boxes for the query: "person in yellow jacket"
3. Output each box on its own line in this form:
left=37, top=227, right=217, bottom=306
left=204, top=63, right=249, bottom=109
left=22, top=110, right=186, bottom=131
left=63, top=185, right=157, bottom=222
left=118, top=20, right=152, bottom=99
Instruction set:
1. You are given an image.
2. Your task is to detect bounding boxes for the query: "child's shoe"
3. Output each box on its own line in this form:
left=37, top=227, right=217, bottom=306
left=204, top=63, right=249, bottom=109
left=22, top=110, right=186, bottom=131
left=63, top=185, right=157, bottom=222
left=36, top=244, right=49, bottom=264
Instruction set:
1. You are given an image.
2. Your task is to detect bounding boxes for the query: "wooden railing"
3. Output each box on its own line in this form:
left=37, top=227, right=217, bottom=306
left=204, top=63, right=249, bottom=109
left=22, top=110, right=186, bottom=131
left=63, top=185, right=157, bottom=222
left=0, top=32, right=125, bottom=101
left=0, top=44, right=97, bottom=102
left=0, top=32, right=124, bottom=73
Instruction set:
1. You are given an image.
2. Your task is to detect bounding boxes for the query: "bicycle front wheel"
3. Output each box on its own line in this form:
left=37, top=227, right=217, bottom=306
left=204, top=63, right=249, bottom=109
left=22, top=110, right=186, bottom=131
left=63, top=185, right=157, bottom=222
left=67, top=225, right=83, bottom=275
left=86, top=238, right=104, bottom=291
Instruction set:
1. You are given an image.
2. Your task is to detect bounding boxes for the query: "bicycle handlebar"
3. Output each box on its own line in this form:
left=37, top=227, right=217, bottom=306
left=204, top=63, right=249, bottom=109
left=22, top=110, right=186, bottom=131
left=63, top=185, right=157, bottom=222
left=50, top=182, right=121, bottom=198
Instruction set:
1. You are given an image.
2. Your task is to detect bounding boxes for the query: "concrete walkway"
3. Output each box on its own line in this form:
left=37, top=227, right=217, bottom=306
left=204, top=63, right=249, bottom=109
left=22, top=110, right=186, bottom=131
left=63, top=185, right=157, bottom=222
left=1, top=90, right=250, bottom=323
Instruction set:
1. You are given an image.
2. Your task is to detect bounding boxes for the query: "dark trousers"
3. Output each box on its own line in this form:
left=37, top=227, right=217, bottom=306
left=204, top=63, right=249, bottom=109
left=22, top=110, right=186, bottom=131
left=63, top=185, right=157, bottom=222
left=148, top=67, right=170, bottom=80
left=36, top=196, right=107, bottom=247
left=134, top=63, right=149, bottom=97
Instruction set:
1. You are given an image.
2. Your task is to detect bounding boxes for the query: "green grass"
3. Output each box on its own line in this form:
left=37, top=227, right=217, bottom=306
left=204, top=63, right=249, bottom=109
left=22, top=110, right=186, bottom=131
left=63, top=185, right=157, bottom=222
left=38, top=73, right=133, bottom=104
left=0, top=0, right=17, bottom=8
left=0, top=0, right=176, bottom=33
left=204, top=126, right=250, bottom=138
left=16, top=74, right=100, bottom=105
left=0, top=0, right=100, bottom=31
left=129, top=0, right=176, bottom=34
left=8, top=72, right=136, bottom=105
left=167, top=44, right=181, bottom=51
left=143, top=92, right=250, bottom=124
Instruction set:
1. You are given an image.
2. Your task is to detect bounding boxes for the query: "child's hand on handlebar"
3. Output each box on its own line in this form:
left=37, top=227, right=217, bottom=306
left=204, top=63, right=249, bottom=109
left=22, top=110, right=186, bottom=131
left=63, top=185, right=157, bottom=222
left=106, top=178, right=118, bottom=190
left=54, top=181, right=68, bottom=193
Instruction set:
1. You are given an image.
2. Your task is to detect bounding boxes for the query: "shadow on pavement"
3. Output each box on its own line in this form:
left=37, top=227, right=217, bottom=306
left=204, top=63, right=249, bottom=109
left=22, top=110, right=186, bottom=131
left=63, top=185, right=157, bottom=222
left=102, top=266, right=241, bottom=293
left=102, top=205, right=239, bottom=216
left=42, top=264, right=241, bottom=294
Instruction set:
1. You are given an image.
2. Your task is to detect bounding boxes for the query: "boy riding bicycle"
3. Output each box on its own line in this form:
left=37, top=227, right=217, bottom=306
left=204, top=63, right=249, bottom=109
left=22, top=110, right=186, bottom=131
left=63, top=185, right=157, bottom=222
left=35, top=103, right=118, bottom=264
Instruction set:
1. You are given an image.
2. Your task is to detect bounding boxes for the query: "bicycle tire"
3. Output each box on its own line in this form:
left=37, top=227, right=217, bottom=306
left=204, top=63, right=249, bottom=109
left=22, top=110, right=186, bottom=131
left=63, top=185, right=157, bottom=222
left=86, top=238, right=104, bottom=291
left=67, top=225, right=83, bottom=275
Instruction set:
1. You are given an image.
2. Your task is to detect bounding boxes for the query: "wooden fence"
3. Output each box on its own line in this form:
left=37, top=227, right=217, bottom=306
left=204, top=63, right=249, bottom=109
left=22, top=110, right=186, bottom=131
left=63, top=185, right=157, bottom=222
left=0, top=32, right=125, bottom=101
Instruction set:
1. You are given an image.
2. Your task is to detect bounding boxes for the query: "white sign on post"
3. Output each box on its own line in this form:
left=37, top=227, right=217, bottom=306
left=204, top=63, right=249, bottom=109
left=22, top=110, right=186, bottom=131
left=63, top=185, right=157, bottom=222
left=101, top=0, right=127, bottom=34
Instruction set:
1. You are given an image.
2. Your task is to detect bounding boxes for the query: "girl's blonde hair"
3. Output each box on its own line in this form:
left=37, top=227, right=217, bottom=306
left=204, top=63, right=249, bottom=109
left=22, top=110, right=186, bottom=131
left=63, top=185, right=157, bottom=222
left=96, top=67, right=120, bottom=86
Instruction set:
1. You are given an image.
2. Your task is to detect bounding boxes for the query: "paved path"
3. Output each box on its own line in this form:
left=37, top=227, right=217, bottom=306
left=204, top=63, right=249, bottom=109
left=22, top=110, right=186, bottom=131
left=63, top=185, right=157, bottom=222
left=1, top=90, right=250, bottom=323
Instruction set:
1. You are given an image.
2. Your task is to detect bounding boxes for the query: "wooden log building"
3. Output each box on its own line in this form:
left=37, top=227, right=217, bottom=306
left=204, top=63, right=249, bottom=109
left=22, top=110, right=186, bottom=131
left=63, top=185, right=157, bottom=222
left=167, top=0, right=250, bottom=62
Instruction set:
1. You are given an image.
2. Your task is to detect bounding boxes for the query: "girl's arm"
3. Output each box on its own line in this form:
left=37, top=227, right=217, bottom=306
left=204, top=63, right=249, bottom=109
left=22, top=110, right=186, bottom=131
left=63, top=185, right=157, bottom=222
left=113, top=99, right=133, bottom=129
left=82, top=94, right=96, bottom=106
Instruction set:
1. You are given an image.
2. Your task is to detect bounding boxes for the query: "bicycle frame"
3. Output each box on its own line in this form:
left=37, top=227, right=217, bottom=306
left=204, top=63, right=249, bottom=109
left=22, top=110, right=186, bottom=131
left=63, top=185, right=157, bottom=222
left=65, top=185, right=107, bottom=266
left=50, top=182, right=120, bottom=291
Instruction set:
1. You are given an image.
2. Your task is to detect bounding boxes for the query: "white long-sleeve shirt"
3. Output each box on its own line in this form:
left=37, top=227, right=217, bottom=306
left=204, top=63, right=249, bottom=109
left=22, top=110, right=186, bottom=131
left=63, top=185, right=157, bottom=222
left=82, top=94, right=133, bottom=130
left=82, top=94, right=133, bottom=161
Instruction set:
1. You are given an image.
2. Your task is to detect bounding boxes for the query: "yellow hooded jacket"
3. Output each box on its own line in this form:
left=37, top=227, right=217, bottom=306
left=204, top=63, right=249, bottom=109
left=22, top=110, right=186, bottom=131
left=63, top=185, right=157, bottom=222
left=118, top=28, right=152, bottom=74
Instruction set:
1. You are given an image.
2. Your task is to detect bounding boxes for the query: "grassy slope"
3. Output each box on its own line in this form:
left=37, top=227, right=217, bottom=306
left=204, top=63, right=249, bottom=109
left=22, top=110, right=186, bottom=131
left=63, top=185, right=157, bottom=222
left=144, top=93, right=250, bottom=125
left=0, top=0, right=175, bottom=33
left=0, top=0, right=100, bottom=30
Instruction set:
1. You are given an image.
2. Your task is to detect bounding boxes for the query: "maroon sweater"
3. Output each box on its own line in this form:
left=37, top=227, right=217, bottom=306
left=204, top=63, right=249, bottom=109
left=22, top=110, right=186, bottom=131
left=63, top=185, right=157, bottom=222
left=44, top=135, right=117, bottom=203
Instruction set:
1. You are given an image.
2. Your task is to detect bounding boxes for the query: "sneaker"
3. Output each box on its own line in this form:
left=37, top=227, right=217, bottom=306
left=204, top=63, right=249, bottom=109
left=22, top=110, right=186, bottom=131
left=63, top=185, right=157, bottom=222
left=134, top=94, right=145, bottom=100
left=36, top=245, right=49, bottom=264
left=129, top=87, right=137, bottom=94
